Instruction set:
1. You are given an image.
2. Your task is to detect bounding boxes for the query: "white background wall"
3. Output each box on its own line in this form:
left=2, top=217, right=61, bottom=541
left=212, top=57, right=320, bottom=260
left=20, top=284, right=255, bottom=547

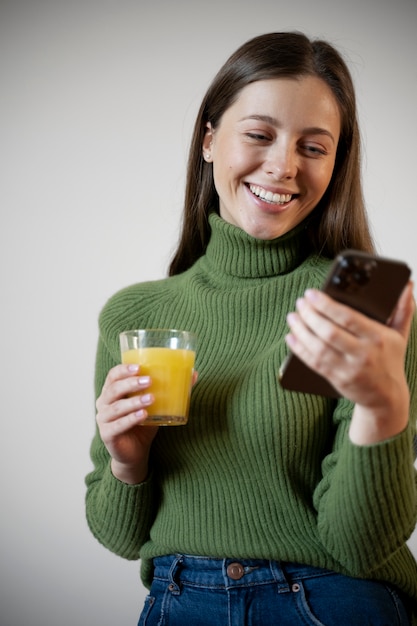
left=1, top=1, right=416, bottom=624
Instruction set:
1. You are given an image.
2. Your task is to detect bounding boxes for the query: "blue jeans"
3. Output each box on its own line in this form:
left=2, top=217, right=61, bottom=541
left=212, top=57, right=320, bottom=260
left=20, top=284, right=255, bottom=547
left=137, top=555, right=410, bottom=626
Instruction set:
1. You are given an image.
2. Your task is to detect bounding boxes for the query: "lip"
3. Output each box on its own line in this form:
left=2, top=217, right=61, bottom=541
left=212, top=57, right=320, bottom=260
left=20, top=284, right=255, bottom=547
left=249, top=182, right=296, bottom=195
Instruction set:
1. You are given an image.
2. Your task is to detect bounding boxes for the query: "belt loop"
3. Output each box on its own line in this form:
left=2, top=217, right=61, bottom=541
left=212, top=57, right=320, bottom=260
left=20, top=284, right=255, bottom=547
left=167, top=554, right=184, bottom=595
left=269, top=560, right=291, bottom=593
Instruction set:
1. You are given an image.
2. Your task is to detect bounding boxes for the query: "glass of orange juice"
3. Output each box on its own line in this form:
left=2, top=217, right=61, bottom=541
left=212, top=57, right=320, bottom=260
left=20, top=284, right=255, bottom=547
left=119, top=329, right=197, bottom=426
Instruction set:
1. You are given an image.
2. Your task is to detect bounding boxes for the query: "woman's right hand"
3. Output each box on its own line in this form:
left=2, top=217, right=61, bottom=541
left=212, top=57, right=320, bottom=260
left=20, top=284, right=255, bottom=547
left=95, top=364, right=159, bottom=484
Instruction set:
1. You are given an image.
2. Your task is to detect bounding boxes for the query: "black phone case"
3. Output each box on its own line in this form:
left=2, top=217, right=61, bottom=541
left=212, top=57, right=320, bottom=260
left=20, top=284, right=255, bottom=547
left=279, top=249, right=411, bottom=397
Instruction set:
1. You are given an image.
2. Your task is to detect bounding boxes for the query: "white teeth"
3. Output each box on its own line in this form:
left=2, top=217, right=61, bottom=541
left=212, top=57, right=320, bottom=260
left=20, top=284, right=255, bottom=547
left=249, top=185, right=292, bottom=205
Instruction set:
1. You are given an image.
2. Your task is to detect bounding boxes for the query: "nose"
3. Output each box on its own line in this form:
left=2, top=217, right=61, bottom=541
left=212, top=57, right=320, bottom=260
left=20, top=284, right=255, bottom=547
left=264, top=142, right=298, bottom=180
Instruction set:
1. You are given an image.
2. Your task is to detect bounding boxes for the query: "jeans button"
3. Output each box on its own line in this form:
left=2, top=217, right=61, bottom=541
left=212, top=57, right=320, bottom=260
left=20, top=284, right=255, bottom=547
left=227, top=562, right=245, bottom=580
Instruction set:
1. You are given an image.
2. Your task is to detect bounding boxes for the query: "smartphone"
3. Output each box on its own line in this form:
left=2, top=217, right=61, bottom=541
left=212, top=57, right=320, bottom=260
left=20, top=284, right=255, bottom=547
left=279, top=249, right=411, bottom=397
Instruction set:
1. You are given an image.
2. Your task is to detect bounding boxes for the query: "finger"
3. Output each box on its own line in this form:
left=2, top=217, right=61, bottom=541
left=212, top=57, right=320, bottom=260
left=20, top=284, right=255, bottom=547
left=285, top=309, right=372, bottom=395
left=100, top=405, right=152, bottom=440
left=294, top=295, right=358, bottom=354
left=388, top=281, right=415, bottom=339
left=285, top=311, right=346, bottom=381
left=101, top=363, right=140, bottom=392
left=98, top=389, right=154, bottom=422
left=97, top=371, right=151, bottom=411
left=303, top=289, right=376, bottom=337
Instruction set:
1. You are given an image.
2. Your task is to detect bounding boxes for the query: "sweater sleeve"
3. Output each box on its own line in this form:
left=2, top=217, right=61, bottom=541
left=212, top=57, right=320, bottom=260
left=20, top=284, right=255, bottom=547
left=313, top=314, right=417, bottom=576
left=85, top=330, right=157, bottom=561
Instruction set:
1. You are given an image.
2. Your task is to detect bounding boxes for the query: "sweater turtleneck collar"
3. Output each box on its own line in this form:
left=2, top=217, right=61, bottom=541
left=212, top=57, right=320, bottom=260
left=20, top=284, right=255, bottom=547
left=204, top=212, right=312, bottom=279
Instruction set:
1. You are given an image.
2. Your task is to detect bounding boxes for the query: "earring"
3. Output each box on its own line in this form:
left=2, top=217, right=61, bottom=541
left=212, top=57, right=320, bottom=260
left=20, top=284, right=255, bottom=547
left=205, top=153, right=211, bottom=161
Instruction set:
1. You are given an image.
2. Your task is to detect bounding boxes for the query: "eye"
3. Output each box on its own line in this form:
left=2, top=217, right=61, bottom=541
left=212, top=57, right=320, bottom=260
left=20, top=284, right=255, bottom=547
left=245, top=132, right=271, bottom=142
left=302, top=144, right=328, bottom=157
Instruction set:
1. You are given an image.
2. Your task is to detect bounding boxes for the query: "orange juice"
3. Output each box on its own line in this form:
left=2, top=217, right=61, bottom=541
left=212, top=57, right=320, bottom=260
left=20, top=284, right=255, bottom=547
left=122, top=347, right=195, bottom=425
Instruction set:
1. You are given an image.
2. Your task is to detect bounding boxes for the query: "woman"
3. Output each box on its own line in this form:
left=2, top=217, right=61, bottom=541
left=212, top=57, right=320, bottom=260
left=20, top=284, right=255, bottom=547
left=86, top=32, right=417, bottom=625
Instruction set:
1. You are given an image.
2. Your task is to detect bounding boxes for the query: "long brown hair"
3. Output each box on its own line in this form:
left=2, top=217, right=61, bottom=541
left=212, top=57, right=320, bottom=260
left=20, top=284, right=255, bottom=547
left=169, top=31, right=375, bottom=276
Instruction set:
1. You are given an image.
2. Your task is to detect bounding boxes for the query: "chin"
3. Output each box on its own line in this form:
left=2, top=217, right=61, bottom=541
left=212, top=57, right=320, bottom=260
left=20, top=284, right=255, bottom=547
left=242, top=218, right=292, bottom=240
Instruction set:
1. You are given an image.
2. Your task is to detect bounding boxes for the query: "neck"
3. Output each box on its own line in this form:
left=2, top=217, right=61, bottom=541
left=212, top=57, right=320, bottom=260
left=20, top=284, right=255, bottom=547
left=204, top=213, right=312, bottom=279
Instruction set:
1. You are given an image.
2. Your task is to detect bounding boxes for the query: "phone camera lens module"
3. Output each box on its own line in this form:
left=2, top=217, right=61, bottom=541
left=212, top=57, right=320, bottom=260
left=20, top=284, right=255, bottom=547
left=353, top=270, right=368, bottom=286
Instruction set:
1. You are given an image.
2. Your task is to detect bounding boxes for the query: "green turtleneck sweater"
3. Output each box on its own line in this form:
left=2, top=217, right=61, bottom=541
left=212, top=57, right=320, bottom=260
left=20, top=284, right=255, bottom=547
left=86, top=213, right=417, bottom=620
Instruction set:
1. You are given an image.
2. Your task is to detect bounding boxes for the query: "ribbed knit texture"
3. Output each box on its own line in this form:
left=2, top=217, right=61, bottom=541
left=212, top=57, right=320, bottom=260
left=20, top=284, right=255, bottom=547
left=86, top=213, right=417, bottom=622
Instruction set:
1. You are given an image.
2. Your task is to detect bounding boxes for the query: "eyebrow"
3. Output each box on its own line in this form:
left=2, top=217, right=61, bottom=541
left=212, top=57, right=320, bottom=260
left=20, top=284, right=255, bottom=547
left=239, top=114, right=337, bottom=144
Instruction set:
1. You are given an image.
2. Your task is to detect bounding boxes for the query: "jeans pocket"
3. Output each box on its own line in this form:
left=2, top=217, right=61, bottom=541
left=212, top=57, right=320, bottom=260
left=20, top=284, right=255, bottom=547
left=291, top=581, right=327, bottom=626
left=383, top=585, right=411, bottom=625
left=137, top=595, right=156, bottom=626
left=292, top=577, right=410, bottom=626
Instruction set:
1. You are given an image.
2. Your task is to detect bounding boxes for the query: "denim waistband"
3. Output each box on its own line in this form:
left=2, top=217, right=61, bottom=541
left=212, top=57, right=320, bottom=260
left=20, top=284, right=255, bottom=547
left=153, top=555, right=333, bottom=591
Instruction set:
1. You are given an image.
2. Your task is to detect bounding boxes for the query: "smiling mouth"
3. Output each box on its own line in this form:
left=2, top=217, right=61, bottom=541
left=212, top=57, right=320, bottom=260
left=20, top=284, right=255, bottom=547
left=248, top=184, right=296, bottom=205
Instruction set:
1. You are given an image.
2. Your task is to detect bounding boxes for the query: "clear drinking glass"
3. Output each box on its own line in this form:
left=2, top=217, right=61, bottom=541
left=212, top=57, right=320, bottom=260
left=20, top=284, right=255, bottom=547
left=119, top=328, right=197, bottom=426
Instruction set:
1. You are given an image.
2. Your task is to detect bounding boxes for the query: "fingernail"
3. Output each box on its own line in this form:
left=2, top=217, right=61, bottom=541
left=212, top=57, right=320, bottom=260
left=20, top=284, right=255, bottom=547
left=305, top=289, right=319, bottom=301
left=138, top=376, right=150, bottom=385
left=128, top=364, right=139, bottom=372
left=141, top=394, right=153, bottom=405
left=285, top=333, right=296, bottom=348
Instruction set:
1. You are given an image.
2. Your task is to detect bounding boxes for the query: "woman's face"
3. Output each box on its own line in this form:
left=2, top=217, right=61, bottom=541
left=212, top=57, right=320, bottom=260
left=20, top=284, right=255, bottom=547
left=203, top=76, right=341, bottom=240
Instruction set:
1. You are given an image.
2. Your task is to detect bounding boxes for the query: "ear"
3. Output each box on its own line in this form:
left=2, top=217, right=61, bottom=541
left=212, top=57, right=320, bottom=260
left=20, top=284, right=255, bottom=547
left=202, top=122, right=213, bottom=162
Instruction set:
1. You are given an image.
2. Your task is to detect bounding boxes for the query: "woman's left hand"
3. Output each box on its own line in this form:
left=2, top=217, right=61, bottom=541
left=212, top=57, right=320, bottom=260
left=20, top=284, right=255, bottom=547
left=285, top=282, right=415, bottom=444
